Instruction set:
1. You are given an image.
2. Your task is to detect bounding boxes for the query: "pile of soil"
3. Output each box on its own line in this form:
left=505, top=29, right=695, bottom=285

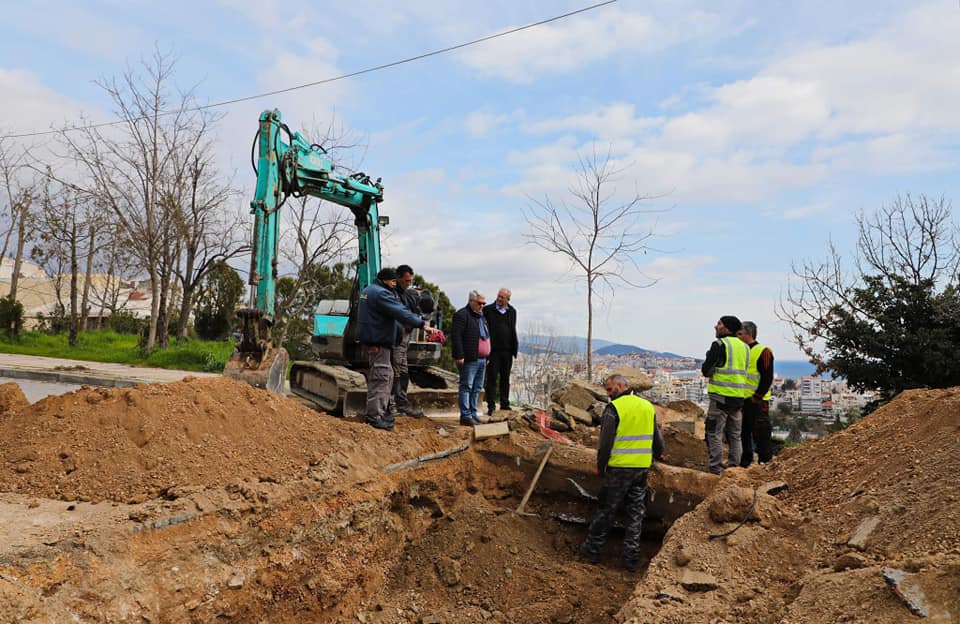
left=0, top=382, right=28, bottom=414
left=0, top=377, right=452, bottom=503
left=619, top=386, right=960, bottom=623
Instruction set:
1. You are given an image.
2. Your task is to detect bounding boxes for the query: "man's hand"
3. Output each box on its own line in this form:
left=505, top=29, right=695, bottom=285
left=425, top=328, right=446, bottom=343
left=455, top=358, right=464, bottom=366
left=750, top=394, right=763, bottom=404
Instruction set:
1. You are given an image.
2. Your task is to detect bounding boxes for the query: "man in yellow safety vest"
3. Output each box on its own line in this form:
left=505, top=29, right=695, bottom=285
left=701, top=315, right=752, bottom=473
left=579, top=374, right=664, bottom=573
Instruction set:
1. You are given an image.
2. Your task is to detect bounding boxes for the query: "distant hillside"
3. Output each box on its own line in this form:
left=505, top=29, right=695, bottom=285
left=519, top=335, right=690, bottom=358
left=594, top=343, right=688, bottom=358
left=519, top=335, right=614, bottom=355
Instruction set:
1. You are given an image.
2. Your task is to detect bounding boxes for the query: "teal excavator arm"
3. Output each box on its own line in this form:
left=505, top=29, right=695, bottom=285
left=225, top=109, right=387, bottom=393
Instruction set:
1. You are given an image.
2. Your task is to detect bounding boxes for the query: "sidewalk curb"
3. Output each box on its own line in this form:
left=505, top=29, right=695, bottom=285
left=0, top=367, right=148, bottom=388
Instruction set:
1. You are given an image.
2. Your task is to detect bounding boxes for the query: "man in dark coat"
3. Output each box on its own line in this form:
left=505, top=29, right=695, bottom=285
left=389, top=264, right=425, bottom=418
left=357, top=267, right=425, bottom=431
left=451, top=290, right=490, bottom=426
left=483, top=288, right=518, bottom=415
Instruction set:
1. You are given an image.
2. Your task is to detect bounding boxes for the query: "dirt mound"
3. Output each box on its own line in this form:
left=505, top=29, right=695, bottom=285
left=619, top=386, right=960, bottom=623
left=0, top=377, right=449, bottom=503
left=0, top=382, right=29, bottom=415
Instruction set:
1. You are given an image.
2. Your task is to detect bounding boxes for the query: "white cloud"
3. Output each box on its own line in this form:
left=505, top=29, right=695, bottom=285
left=464, top=111, right=511, bottom=137
left=0, top=68, right=96, bottom=138
left=4, top=4, right=142, bottom=59
left=524, top=103, right=663, bottom=138
left=458, top=8, right=657, bottom=82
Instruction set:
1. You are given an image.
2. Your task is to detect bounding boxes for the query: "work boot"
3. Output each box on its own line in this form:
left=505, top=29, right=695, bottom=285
left=500, top=404, right=512, bottom=411
left=624, top=559, right=639, bottom=573
left=486, top=406, right=495, bottom=417
left=367, top=419, right=394, bottom=432
left=459, top=417, right=480, bottom=427
left=401, top=407, right=425, bottom=418
left=578, top=547, right=600, bottom=565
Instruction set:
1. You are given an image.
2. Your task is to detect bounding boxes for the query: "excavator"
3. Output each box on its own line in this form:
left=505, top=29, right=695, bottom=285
left=224, top=109, right=457, bottom=415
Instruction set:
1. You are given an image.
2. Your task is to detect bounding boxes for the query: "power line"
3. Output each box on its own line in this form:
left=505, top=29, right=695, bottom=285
left=2, top=0, right=618, bottom=140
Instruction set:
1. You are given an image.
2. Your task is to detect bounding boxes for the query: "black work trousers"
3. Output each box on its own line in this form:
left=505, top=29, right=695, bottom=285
left=485, top=351, right=513, bottom=411
left=740, top=398, right=773, bottom=466
left=580, top=467, right=648, bottom=568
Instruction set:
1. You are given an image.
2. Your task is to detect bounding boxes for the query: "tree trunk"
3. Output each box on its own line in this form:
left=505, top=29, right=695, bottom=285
left=586, top=277, right=593, bottom=382
left=80, top=224, right=95, bottom=332
left=69, top=221, right=79, bottom=347
left=146, top=264, right=160, bottom=349
left=177, top=281, right=195, bottom=339
left=156, top=279, right=169, bottom=349
left=8, top=200, right=28, bottom=301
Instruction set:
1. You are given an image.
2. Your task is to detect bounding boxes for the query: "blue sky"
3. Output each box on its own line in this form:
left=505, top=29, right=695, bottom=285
left=2, top=0, right=958, bottom=360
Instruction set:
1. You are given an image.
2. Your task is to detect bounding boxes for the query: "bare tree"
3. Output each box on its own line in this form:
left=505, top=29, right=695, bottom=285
left=33, top=181, right=96, bottom=345
left=0, top=137, right=38, bottom=302
left=54, top=47, right=220, bottom=349
left=88, top=217, right=139, bottom=322
left=778, top=193, right=960, bottom=392
left=512, top=320, right=574, bottom=407
left=168, top=150, right=243, bottom=340
left=524, top=145, right=659, bottom=380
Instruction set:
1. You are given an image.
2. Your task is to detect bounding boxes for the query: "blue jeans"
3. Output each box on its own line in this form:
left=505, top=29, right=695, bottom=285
left=458, top=359, right=486, bottom=420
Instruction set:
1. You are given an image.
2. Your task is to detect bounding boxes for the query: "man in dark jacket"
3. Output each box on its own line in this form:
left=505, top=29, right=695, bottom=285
left=483, top=288, right=518, bottom=415
left=737, top=321, right=775, bottom=466
left=451, top=290, right=490, bottom=426
left=358, top=267, right=426, bottom=431
left=389, top=264, right=425, bottom=418
left=579, top=374, right=664, bottom=572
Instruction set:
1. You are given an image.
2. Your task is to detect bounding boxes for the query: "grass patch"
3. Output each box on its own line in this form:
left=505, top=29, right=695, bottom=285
left=0, top=330, right=235, bottom=373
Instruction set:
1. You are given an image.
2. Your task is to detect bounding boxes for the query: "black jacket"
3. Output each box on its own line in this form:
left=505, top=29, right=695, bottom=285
left=482, top=303, right=518, bottom=356
left=451, top=305, right=489, bottom=362
left=357, top=279, right=424, bottom=348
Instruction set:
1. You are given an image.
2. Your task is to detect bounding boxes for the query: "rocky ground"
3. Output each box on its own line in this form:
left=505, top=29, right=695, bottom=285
left=0, top=377, right=957, bottom=622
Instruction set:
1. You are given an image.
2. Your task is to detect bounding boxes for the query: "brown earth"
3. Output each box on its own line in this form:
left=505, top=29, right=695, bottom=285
left=1, top=378, right=958, bottom=623
left=619, top=387, right=960, bottom=623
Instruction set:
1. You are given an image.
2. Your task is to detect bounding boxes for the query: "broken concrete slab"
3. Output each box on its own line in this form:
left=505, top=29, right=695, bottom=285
left=563, top=404, right=594, bottom=426
left=553, top=383, right=597, bottom=411
left=848, top=515, right=881, bottom=551
left=759, top=481, right=789, bottom=496
left=608, top=367, right=654, bottom=392
left=882, top=567, right=929, bottom=617
left=680, top=569, right=718, bottom=592
left=473, top=421, right=510, bottom=440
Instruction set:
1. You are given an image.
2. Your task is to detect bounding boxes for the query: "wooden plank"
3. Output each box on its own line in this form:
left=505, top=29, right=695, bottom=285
left=473, top=421, right=510, bottom=440
left=516, top=444, right=553, bottom=514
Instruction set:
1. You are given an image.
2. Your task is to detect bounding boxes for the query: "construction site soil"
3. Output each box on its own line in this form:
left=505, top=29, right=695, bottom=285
left=0, top=378, right=957, bottom=623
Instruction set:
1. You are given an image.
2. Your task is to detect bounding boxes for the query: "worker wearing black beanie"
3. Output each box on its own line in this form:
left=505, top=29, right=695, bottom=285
left=700, top=315, right=750, bottom=474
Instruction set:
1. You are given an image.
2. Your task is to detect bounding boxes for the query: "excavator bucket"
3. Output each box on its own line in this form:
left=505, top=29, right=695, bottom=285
left=224, top=345, right=289, bottom=395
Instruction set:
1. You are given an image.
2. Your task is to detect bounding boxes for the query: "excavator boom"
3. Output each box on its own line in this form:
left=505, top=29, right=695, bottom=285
left=226, top=109, right=456, bottom=415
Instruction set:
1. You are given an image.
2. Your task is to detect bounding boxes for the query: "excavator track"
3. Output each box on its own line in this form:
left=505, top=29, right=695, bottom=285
left=289, top=361, right=459, bottom=418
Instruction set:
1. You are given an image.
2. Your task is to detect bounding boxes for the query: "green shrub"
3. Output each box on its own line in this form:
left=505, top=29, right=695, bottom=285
left=107, top=310, right=146, bottom=334
left=0, top=296, right=24, bottom=337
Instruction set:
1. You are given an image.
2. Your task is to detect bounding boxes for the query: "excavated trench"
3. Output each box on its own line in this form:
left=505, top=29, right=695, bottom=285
left=0, top=432, right=710, bottom=623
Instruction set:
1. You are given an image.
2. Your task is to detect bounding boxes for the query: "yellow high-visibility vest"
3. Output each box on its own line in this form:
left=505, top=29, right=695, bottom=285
left=746, top=341, right=773, bottom=401
left=608, top=394, right=656, bottom=469
left=706, top=336, right=752, bottom=399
